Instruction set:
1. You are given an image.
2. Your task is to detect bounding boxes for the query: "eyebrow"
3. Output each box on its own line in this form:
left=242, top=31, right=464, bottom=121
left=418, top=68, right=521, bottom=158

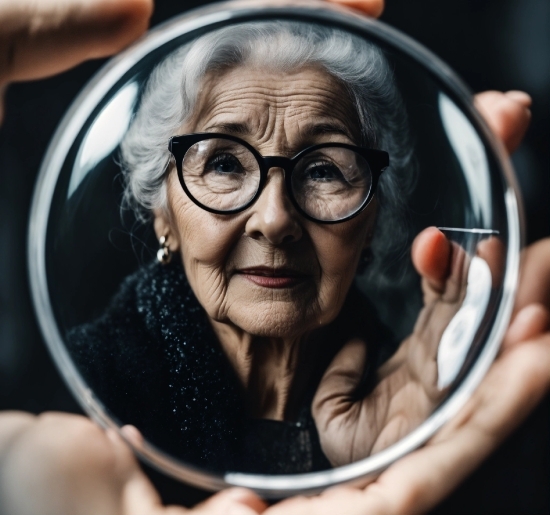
left=302, top=122, right=355, bottom=141
left=202, top=122, right=251, bottom=136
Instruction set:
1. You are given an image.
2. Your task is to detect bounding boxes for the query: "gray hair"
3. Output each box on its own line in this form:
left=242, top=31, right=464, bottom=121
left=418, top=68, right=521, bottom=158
left=120, top=21, right=414, bottom=275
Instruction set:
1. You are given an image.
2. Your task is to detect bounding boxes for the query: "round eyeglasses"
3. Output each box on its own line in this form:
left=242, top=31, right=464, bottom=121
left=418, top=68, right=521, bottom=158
left=168, top=133, right=389, bottom=223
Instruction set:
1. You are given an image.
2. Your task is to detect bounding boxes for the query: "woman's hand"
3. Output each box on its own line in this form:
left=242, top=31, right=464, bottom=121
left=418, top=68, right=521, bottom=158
left=313, top=218, right=510, bottom=466
left=312, top=227, right=483, bottom=465
left=314, top=208, right=511, bottom=465
left=0, top=412, right=267, bottom=515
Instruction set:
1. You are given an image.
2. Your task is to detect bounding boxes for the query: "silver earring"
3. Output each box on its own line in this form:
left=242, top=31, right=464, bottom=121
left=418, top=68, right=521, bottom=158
left=157, top=235, right=172, bottom=265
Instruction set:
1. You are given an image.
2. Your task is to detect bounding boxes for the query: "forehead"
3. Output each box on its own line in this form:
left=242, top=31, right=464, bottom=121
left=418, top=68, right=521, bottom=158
left=186, top=65, right=359, bottom=140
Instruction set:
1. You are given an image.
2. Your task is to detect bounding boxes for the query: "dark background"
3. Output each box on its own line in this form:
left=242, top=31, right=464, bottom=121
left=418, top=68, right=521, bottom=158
left=0, top=0, right=548, bottom=513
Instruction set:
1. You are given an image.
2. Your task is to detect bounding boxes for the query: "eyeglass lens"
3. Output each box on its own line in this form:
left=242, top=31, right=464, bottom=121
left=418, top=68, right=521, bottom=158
left=181, top=138, right=373, bottom=221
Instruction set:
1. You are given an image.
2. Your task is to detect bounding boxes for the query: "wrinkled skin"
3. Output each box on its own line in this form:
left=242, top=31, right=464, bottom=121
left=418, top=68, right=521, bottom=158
left=156, top=66, right=368, bottom=339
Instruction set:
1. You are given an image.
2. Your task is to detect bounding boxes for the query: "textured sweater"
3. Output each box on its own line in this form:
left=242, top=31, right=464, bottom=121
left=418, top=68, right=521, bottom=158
left=67, top=258, right=335, bottom=474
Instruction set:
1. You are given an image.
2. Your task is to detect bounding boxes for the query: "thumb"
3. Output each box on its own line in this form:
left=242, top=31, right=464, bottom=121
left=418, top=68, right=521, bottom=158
left=0, top=0, right=153, bottom=84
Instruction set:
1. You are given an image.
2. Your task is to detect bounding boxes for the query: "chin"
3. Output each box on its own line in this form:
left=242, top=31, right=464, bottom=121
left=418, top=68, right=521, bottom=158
left=227, top=301, right=320, bottom=339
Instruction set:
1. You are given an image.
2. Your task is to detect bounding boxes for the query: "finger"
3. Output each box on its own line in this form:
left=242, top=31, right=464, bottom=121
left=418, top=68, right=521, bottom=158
left=412, top=227, right=468, bottom=305
left=121, top=466, right=168, bottom=515
left=117, top=438, right=267, bottom=515
left=0, top=0, right=153, bottom=84
left=475, top=236, right=506, bottom=288
left=103, top=429, right=169, bottom=515
left=121, top=424, right=145, bottom=449
left=311, top=339, right=372, bottom=466
left=474, top=90, right=532, bottom=154
left=503, top=303, right=550, bottom=349
left=312, top=338, right=367, bottom=427
left=192, top=488, right=267, bottom=514
left=514, top=238, right=550, bottom=316
left=326, top=0, right=385, bottom=17
left=411, top=227, right=452, bottom=295
left=264, top=488, right=367, bottom=515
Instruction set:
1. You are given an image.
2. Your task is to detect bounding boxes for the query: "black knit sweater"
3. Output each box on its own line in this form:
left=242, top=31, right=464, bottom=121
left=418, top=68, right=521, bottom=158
left=67, top=258, right=336, bottom=474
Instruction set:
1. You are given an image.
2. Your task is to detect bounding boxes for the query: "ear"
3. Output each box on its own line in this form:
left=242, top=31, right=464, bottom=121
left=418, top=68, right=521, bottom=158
left=153, top=209, right=180, bottom=252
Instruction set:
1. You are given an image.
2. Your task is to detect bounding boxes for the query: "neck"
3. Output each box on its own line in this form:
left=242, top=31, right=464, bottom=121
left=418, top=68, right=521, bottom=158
left=210, top=321, right=316, bottom=422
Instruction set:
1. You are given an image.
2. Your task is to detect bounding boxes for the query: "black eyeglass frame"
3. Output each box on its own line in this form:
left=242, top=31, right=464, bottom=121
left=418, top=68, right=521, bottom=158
left=168, top=133, right=389, bottom=224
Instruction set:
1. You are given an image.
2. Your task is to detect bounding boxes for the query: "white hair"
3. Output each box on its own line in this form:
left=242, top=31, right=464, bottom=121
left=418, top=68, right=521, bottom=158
left=120, top=21, right=414, bottom=272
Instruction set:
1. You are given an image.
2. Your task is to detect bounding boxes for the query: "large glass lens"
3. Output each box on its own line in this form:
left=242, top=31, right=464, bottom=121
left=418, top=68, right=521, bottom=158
left=182, top=138, right=261, bottom=211
left=292, top=147, right=372, bottom=221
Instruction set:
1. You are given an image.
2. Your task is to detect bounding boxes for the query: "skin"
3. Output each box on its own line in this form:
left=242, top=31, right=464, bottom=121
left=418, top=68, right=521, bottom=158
left=155, top=65, right=375, bottom=420
left=0, top=0, right=548, bottom=514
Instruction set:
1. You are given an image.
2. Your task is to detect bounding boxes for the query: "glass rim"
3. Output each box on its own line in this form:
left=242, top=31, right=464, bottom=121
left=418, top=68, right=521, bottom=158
left=28, top=0, right=523, bottom=498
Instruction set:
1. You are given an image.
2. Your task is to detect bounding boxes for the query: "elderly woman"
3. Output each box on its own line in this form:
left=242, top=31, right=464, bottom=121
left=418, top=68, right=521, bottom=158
left=69, top=20, right=457, bottom=474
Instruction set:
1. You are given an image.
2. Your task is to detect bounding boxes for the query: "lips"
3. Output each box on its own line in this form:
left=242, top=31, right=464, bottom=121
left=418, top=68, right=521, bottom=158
left=236, top=266, right=308, bottom=288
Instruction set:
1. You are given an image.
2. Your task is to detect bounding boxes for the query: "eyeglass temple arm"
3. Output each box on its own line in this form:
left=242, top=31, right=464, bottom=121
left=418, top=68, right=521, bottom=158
left=366, top=149, right=390, bottom=177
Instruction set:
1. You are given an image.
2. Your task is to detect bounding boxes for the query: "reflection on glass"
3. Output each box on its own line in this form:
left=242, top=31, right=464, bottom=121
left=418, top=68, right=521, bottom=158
left=69, top=81, right=139, bottom=197
left=439, top=93, right=492, bottom=227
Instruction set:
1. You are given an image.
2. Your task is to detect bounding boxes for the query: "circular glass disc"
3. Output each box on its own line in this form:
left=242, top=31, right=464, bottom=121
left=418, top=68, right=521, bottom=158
left=28, top=0, right=522, bottom=497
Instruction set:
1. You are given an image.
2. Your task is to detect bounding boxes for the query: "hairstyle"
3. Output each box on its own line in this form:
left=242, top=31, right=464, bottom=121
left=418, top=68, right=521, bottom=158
left=120, top=20, right=414, bottom=276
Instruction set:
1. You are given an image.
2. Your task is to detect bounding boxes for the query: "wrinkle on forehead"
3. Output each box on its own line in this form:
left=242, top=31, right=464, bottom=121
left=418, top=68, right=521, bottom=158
left=183, top=64, right=361, bottom=153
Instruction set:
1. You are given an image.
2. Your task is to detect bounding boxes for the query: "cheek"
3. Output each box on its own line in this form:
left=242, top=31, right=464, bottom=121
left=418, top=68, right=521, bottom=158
left=175, top=204, right=234, bottom=266
left=166, top=177, right=244, bottom=314
left=166, top=174, right=240, bottom=264
left=308, top=214, right=371, bottom=308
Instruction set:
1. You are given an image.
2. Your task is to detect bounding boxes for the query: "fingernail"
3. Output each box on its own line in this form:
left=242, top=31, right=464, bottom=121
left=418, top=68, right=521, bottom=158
left=505, top=90, right=532, bottom=108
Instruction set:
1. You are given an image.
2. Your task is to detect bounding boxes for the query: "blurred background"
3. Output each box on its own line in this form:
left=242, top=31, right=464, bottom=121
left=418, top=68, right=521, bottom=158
left=0, top=0, right=548, bottom=513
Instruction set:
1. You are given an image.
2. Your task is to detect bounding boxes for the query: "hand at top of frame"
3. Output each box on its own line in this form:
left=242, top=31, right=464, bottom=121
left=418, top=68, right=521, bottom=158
left=0, top=0, right=152, bottom=83
left=0, top=0, right=384, bottom=121
left=239, top=0, right=384, bottom=17
left=0, top=0, right=153, bottom=123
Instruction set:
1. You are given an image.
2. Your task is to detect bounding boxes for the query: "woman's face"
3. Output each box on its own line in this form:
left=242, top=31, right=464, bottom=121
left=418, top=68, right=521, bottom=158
left=156, top=65, right=376, bottom=339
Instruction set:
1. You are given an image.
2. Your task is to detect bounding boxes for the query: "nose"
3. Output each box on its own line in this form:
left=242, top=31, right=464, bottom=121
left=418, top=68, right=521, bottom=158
left=244, top=169, right=302, bottom=245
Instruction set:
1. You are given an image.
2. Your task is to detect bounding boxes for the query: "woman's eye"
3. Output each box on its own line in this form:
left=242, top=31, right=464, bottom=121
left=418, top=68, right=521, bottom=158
left=205, top=153, right=243, bottom=175
left=304, top=162, right=343, bottom=181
